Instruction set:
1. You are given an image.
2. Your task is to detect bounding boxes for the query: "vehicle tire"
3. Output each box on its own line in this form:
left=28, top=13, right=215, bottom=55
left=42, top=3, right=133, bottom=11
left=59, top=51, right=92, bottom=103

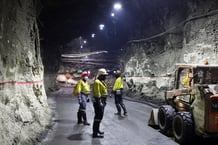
left=158, top=105, right=175, bottom=133
left=172, top=112, right=194, bottom=145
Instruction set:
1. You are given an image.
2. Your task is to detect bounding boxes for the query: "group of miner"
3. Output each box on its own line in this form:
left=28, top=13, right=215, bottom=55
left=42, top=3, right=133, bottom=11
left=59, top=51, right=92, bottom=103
left=75, top=68, right=127, bottom=138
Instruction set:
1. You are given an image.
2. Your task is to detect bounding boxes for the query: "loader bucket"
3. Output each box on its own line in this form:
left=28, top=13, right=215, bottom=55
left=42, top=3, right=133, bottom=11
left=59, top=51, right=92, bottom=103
left=148, top=108, right=159, bottom=127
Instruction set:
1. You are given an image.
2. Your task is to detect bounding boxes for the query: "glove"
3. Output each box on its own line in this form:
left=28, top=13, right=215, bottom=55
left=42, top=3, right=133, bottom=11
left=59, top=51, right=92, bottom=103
left=100, top=102, right=103, bottom=107
left=87, top=97, right=90, bottom=102
left=112, top=90, right=116, bottom=95
left=121, top=88, right=124, bottom=95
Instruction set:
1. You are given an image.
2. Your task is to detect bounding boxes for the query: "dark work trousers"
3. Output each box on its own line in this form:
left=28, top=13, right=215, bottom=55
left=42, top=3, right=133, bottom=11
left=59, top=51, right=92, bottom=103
left=92, top=97, right=105, bottom=135
left=114, top=94, right=127, bottom=114
left=77, top=94, right=88, bottom=124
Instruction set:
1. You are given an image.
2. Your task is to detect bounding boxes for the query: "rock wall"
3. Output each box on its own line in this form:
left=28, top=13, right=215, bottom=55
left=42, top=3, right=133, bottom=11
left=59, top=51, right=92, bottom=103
left=0, top=0, right=51, bottom=144
left=123, top=0, right=218, bottom=102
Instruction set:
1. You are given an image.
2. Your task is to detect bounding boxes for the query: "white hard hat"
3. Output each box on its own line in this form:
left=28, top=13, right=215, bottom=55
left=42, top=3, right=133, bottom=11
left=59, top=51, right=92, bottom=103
left=97, top=68, right=108, bottom=76
left=114, top=70, right=121, bottom=75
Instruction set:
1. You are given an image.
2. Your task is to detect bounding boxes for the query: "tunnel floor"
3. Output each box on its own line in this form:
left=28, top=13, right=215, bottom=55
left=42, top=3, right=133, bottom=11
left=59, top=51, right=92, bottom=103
left=41, top=87, right=178, bottom=145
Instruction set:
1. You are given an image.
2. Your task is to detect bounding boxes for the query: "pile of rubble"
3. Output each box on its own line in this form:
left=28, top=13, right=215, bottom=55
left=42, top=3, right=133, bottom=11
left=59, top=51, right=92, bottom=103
left=124, top=76, right=174, bottom=106
left=56, top=73, right=79, bottom=87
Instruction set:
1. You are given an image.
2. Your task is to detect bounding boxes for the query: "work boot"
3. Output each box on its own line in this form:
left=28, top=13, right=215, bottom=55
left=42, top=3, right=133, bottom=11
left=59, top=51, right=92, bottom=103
left=116, top=104, right=121, bottom=114
left=121, top=103, right=127, bottom=115
left=84, top=122, right=90, bottom=126
left=98, top=130, right=104, bottom=134
left=114, top=112, right=121, bottom=115
left=77, top=111, right=82, bottom=124
left=93, top=121, right=101, bottom=136
left=92, top=133, right=104, bottom=138
left=81, top=112, right=90, bottom=125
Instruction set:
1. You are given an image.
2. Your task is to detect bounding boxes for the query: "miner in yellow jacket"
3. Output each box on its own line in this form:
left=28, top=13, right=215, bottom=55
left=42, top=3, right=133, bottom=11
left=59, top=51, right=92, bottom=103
left=112, top=70, right=127, bottom=116
left=76, top=71, right=91, bottom=125
left=182, top=69, right=192, bottom=87
left=92, top=68, right=108, bottom=138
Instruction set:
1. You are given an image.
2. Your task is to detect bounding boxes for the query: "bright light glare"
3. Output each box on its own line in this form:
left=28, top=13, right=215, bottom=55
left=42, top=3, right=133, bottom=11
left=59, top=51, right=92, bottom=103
left=83, top=40, right=87, bottom=44
left=91, top=33, right=95, bottom=38
left=111, top=12, right=115, bottom=17
left=99, top=24, right=105, bottom=30
left=113, top=3, right=122, bottom=10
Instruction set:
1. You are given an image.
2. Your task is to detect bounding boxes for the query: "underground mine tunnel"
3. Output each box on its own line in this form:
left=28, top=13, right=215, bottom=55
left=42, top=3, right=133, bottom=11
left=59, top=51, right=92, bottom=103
left=1, top=0, right=218, bottom=145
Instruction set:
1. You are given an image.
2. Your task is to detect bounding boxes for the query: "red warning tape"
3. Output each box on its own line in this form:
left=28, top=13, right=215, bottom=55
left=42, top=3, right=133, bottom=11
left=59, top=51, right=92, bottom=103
left=0, top=80, right=43, bottom=85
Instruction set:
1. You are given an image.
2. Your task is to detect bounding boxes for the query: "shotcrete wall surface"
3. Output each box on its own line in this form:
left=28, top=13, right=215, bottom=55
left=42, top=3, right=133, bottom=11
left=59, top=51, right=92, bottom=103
left=123, top=0, right=218, bottom=101
left=0, top=0, right=51, bottom=144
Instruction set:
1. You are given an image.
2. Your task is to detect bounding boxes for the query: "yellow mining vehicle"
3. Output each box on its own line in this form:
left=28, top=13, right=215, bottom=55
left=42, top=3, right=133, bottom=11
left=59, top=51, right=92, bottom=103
left=149, top=63, right=218, bottom=144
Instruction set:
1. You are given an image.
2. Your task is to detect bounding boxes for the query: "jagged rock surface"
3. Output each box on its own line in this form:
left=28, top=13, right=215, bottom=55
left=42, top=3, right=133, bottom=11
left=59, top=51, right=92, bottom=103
left=0, top=0, right=51, bottom=144
left=123, top=0, right=218, bottom=104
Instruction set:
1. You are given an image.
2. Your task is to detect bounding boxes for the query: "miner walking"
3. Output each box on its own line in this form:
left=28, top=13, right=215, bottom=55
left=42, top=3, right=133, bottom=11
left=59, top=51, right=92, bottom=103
left=113, top=70, right=127, bottom=116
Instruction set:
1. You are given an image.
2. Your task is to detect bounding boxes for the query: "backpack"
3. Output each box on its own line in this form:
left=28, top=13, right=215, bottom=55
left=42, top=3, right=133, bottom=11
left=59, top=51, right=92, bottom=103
left=73, top=83, right=79, bottom=96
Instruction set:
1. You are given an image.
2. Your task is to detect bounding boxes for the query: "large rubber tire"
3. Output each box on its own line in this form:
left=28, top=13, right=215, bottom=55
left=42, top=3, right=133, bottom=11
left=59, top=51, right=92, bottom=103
left=158, top=105, right=175, bottom=133
left=172, top=112, right=194, bottom=145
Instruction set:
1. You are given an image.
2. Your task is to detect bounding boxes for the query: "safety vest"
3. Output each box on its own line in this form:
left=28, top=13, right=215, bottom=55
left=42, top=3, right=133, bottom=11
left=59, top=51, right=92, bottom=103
left=92, top=79, right=108, bottom=98
left=77, top=79, right=90, bottom=95
left=113, top=77, right=123, bottom=91
left=182, top=74, right=189, bottom=87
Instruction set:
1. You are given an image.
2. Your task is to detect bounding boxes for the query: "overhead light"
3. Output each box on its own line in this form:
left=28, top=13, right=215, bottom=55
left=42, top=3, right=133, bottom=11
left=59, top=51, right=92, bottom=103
left=91, top=33, right=95, bottom=38
left=113, top=2, right=122, bottom=10
left=83, top=40, right=87, bottom=44
left=111, top=12, right=115, bottom=17
left=99, top=24, right=105, bottom=30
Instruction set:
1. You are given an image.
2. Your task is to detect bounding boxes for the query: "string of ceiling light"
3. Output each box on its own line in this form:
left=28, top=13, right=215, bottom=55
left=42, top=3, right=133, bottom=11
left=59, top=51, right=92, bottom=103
left=79, top=2, right=123, bottom=49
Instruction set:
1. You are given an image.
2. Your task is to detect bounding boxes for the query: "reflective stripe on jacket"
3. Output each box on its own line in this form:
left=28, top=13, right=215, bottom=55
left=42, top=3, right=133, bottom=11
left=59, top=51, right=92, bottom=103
left=92, top=79, right=108, bottom=98
left=113, top=77, right=123, bottom=91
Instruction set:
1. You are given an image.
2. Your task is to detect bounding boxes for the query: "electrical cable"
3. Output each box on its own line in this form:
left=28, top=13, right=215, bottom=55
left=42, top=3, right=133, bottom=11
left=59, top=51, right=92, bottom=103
left=126, top=9, right=218, bottom=44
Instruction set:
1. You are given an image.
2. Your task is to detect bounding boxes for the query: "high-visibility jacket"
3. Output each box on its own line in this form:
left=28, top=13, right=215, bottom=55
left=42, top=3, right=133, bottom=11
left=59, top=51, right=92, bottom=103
left=113, top=77, right=123, bottom=91
left=92, top=79, right=108, bottom=98
left=77, top=79, right=90, bottom=95
left=182, top=74, right=189, bottom=87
